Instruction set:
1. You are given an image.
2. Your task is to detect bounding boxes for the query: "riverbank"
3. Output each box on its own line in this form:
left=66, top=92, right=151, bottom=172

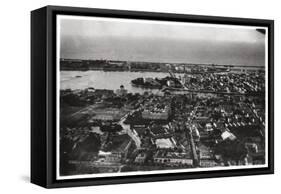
left=60, top=58, right=265, bottom=74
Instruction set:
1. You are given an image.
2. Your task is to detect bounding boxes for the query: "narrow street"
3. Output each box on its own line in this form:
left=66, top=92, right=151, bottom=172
left=118, top=110, right=142, bottom=148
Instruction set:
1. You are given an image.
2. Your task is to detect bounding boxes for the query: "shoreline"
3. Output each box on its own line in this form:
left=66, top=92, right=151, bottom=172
left=60, top=58, right=265, bottom=68
left=60, top=66, right=264, bottom=73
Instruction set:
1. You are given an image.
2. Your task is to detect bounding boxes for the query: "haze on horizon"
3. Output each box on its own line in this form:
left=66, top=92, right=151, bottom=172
left=59, top=16, right=266, bottom=66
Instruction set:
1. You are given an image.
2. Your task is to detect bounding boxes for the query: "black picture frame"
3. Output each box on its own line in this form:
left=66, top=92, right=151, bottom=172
left=31, top=5, right=274, bottom=188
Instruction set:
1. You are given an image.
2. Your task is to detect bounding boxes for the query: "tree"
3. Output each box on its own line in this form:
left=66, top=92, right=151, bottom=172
left=214, top=139, right=247, bottom=164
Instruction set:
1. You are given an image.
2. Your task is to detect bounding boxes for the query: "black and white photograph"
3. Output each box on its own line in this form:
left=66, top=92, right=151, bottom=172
left=56, top=15, right=269, bottom=180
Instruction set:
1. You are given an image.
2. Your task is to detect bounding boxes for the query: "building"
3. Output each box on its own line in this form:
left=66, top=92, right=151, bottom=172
left=167, top=80, right=175, bottom=87
left=142, top=104, right=171, bottom=120
left=91, top=114, right=114, bottom=121
left=134, top=152, right=148, bottom=164
left=104, top=152, right=122, bottom=163
left=90, top=108, right=127, bottom=121
left=115, top=85, right=128, bottom=96
left=153, top=150, right=193, bottom=166
left=155, top=138, right=175, bottom=148
left=102, top=134, right=133, bottom=163
left=221, top=130, right=237, bottom=141
left=199, top=159, right=218, bottom=167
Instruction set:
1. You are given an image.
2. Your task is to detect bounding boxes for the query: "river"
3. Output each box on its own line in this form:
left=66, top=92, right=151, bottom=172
left=60, top=70, right=172, bottom=94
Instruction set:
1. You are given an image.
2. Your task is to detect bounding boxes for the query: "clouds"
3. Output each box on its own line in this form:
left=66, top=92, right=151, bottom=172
left=59, top=15, right=265, bottom=43
left=58, top=15, right=266, bottom=65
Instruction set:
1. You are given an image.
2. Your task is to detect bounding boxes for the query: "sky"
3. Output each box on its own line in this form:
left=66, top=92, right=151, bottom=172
left=58, top=15, right=266, bottom=66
